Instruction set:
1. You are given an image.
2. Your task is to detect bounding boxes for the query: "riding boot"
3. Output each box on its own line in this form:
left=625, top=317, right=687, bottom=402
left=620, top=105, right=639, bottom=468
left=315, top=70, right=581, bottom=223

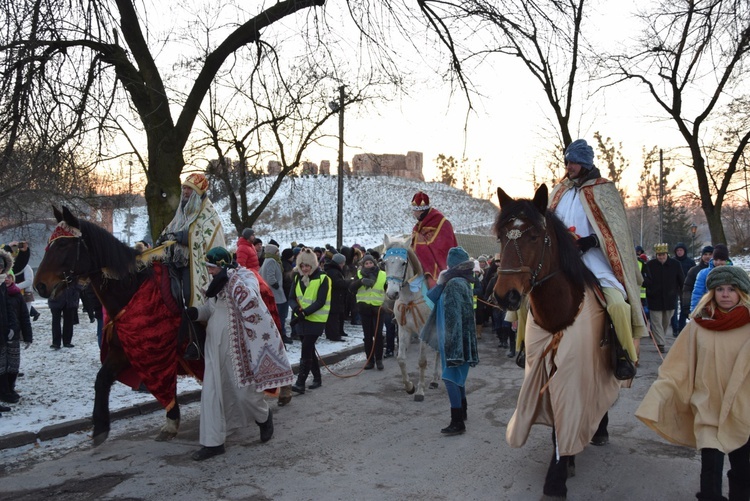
left=308, top=358, right=322, bottom=389
left=543, top=453, right=570, bottom=499
left=728, top=470, right=750, bottom=501
left=291, top=360, right=309, bottom=394
left=440, top=408, right=466, bottom=435
left=461, top=398, right=468, bottom=421
left=498, top=327, right=508, bottom=348
left=591, top=412, right=609, bottom=446
left=507, top=331, right=516, bottom=358
left=697, top=448, right=727, bottom=500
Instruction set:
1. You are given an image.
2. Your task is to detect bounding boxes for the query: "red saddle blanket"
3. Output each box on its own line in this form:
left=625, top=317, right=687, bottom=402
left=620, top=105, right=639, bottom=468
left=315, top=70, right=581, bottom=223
left=101, top=262, right=204, bottom=410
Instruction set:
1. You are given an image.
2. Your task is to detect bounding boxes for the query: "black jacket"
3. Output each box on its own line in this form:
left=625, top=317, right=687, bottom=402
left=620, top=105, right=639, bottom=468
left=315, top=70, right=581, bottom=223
left=644, top=257, right=685, bottom=311
left=323, top=262, right=349, bottom=314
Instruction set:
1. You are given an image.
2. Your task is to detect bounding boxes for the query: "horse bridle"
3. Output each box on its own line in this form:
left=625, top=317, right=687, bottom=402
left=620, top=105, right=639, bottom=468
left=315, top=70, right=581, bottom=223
left=384, top=247, right=409, bottom=287
left=497, top=216, right=558, bottom=292
left=51, top=235, right=93, bottom=287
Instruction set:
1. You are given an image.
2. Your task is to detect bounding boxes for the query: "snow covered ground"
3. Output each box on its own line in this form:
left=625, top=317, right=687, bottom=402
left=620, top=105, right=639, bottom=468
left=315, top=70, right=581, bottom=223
left=0, top=298, right=367, bottom=436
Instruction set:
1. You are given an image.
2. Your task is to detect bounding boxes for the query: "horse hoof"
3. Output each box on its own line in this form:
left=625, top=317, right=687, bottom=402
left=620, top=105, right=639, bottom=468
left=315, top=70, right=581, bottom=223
left=92, top=431, right=109, bottom=447
left=154, top=430, right=177, bottom=442
left=278, top=395, right=292, bottom=406
left=429, top=382, right=439, bottom=390
left=540, top=495, right=566, bottom=501
left=406, top=386, right=416, bottom=395
left=414, top=394, right=424, bottom=402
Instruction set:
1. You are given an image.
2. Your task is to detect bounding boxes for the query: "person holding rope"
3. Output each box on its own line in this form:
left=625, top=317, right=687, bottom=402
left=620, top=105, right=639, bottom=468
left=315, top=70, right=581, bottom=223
left=349, top=254, right=387, bottom=370
left=288, top=248, right=331, bottom=394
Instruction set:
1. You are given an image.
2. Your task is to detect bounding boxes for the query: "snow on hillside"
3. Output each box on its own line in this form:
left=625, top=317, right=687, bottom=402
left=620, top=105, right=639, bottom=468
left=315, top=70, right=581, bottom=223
left=114, top=175, right=500, bottom=250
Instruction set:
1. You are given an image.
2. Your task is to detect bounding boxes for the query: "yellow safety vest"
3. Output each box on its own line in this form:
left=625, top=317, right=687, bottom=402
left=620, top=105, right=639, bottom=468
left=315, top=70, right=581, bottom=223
left=295, top=274, right=332, bottom=323
left=638, top=260, right=646, bottom=299
left=356, top=270, right=387, bottom=306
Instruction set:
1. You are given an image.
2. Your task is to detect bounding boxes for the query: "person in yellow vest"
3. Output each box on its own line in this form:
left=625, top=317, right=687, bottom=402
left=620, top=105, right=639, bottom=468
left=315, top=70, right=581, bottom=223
left=349, top=254, right=387, bottom=370
left=288, top=248, right=331, bottom=394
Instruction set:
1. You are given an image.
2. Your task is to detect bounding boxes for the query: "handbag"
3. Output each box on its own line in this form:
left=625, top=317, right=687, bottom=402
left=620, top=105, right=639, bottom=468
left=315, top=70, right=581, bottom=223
left=515, top=341, right=525, bottom=369
left=23, top=290, right=35, bottom=303
left=605, top=316, right=636, bottom=380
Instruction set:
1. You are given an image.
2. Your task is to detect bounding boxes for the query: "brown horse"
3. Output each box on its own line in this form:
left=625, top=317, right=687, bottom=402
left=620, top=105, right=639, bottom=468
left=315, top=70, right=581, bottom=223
left=34, top=206, right=204, bottom=446
left=493, top=185, right=620, bottom=500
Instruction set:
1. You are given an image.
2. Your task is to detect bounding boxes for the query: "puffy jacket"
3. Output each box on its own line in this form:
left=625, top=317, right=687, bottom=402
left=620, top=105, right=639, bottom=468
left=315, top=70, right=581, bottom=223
left=691, top=260, right=732, bottom=311
left=236, top=237, right=259, bottom=271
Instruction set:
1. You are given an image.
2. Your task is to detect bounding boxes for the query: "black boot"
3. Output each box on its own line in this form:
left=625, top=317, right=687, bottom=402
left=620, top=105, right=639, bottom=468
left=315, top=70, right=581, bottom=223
left=191, top=444, right=225, bottom=461
left=507, top=331, right=517, bottom=358
left=7, top=373, right=19, bottom=400
left=461, top=397, right=468, bottom=421
left=291, top=360, right=309, bottom=394
left=441, top=408, right=466, bottom=435
left=308, top=358, right=322, bottom=389
left=30, top=306, right=40, bottom=321
left=728, top=469, right=750, bottom=501
left=697, top=448, right=726, bottom=500
left=256, top=409, right=274, bottom=443
left=0, top=374, right=19, bottom=404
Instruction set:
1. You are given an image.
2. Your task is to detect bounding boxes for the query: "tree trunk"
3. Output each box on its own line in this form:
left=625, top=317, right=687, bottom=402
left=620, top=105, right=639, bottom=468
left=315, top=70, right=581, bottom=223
left=702, top=204, right=727, bottom=247
left=144, top=146, right=186, bottom=242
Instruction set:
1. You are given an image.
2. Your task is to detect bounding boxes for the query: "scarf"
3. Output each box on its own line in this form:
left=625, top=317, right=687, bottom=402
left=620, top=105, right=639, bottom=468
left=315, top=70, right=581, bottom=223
left=571, top=166, right=602, bottom=187
left=5, top=282, right=20, bottom=296
left=694, top=305, right=750, bottom=332
left=219, top=268, right=294, bottom=391
left=427, top=261, right=475, bottom=303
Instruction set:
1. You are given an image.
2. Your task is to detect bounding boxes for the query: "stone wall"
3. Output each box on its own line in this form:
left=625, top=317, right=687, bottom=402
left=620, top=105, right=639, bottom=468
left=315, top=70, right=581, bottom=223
left=267, top=151, right=422, bottom=180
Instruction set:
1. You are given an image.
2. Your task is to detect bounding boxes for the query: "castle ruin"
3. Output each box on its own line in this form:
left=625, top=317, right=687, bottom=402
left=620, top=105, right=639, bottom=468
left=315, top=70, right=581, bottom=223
left=267, top=151, right=423, bottom=181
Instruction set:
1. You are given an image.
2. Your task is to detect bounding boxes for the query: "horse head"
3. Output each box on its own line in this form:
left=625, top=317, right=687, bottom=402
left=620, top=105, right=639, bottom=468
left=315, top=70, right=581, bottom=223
left=492, top=184, right=552, bottom=310
left=34, top=206, right=138, bottom=300
left=383, top=234, right=421, bottom=301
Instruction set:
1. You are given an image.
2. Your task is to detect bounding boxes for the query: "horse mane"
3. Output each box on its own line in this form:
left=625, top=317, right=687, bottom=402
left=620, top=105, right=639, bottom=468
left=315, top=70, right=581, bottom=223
left=385, top=238, right=424, bottom=277
left=493, top=199, right=598, bottom=291
left=77, top=219, right=140, bottom=279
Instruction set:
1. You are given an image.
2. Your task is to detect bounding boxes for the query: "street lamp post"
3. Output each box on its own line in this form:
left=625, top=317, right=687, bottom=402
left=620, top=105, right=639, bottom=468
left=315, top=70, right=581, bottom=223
left=690, top=223, right=697, bottom=259
left=329, top=85, right=346, bottom=249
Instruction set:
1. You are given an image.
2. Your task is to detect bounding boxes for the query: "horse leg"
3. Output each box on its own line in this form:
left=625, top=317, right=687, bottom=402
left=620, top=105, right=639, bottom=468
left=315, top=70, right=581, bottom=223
left=591, top=411, right=609, bottom=446
left=397, top=329, right=415, bottom=395
left=92, top=355, right=128, bottom=446
left=277, top=385, right=293, bottom=406
left=155, top=396, right=180, bottom=442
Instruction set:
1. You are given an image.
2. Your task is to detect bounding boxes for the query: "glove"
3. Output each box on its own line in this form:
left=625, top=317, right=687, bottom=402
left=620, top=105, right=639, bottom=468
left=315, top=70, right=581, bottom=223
left=89, top=315, right=96, bottom=323
left=295, top=308, right=306, bottom=319
left=8, top=330, right=16, bottom=341
left=289, top=316, right=299, bottom=327
left=186, top=307, right=199, bottom=321
left=362, top=278, right=375, bottom=287
left=173, top=230, right=188, bottom=245
left=23, top=341, right=31, bottom=350
left=576, top=234, right=599, bottom=253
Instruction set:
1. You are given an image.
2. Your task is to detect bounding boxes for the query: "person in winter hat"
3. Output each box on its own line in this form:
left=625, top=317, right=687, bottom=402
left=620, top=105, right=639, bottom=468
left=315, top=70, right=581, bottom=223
left=643, top=244, right=685, bottom=354
left=420, top=247, right=479, bottom=435
left=349, top=254, right=387, bottom=370
left=236, top=228, right=260, bottom=271
left=323, top=253, right=349, bottom=342
left=548, top=139, right=646, bottom=366
left=259, top=244, right=289, bottom=342
left=0, top=249, right=20, bottom=409
left=637, top=265, right=750, bottom=501
left=288, top=248, right=331, bottom=393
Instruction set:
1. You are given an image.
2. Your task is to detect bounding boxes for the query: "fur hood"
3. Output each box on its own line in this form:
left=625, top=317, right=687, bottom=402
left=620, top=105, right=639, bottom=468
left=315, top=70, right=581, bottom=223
left=0, top=248, right=13, bottom=274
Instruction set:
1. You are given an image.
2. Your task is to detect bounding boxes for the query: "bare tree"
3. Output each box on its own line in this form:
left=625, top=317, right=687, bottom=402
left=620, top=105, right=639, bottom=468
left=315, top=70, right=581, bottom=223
left=606, top=0, right=750, bottom=244
left=593, top=131, right=629, bottom=202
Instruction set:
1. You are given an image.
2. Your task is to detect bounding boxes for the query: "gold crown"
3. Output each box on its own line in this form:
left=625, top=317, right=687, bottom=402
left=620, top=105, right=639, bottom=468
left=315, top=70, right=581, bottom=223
left=653, top=243, right=669, bottom=254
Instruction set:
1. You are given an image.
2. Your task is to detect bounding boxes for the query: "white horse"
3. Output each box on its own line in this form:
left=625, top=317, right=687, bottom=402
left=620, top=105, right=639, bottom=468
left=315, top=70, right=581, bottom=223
left=382, top=235, right=440, bottom=401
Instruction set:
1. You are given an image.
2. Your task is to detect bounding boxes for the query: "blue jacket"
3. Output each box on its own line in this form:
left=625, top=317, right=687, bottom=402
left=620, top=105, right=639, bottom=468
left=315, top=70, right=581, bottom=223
left=690, top=260, right=733, bottom=311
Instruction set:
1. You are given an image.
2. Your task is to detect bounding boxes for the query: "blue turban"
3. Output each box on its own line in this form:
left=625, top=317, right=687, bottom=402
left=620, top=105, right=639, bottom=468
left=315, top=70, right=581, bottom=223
left=564, top=139, right=595, bottom=170
left=447, top=246, right=470, bottom=268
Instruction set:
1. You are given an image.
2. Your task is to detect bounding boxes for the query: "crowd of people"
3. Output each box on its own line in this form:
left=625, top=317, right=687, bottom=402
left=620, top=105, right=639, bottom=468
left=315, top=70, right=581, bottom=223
left=1, top=145, right=750, bottom=499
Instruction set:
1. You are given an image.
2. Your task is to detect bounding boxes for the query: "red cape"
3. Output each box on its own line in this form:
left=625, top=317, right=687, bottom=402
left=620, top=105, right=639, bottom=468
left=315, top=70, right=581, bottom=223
left=411, top=208, right=458, bottom=280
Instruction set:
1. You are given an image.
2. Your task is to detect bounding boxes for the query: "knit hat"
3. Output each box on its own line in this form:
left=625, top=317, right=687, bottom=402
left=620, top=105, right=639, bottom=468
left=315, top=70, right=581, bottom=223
left=447, top=246, right=470, bottom=268
left=674, top=242, right=688, bottom=253
left=182, top=173, right=209, bottom=195
left=269, top=239, right=279, bottom=247
left=701, top=245, right=714, bottom=255
left=264, top=244, right=279, bottom=256
left=411, top=191, right=430, bottom=211
left=332, top=253, right=346, bottom=266
left=478, top=255, right=488, bottom=264
left=564, top=139, right=595, bottom=170
left=360, top=254, right=377, bottom=267
left=206, top=247, right=235, bottom=268
left=635, top=245, right=645, bottom=255
left=473, top=260, right=481, bottom=273
left=296, top=247, right=318, bottom=270
left=281, top=248, right=294, bottom=261
left=706, top=266, right=750, bottom=294
left=653, top=243, right=669, bottom=254
left=712, top=244, right=729, bottom=261
left=242, top=228, right=254, bottom=241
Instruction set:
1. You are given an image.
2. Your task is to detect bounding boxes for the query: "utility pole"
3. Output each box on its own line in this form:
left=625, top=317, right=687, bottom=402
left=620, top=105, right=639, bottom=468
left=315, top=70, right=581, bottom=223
left=658, top=149, right=664, bottom=243
left=127, top=160, right=133, bottom=245
left=331, top=85, right=346, bottom=249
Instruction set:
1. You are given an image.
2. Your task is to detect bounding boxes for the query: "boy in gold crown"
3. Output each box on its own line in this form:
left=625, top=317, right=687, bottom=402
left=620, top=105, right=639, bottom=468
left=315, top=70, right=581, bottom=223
left=643, top=243, right=685, bottom=354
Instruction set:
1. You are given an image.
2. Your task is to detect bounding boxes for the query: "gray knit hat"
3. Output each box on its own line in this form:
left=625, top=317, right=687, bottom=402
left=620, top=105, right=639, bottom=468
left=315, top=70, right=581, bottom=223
left=332, top=253, right=346, bottom=266
left=706, top=266, right=750, bottom=294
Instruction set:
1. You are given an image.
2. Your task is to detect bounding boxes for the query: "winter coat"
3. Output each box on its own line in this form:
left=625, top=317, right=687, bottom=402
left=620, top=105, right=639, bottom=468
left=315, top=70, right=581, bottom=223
left=236, top=237, right=259, bottom=271
left=644, top=257, right=684, bottom=311
left=260, top=255, right=286, bottom=304
left=0, top=282, right=19, bottom=348
left=80, top=283, right=103, bottom=321
left=691, top=261, right=730, bottom=312
left=5, top=284, right=32, bottom=343
left=48, top=285, right=81, bottom=311
left=323, top=261, right=349, bottom=314
left=673, top=251, right=695, bottom=280
left=683, top=260, right=709, bottom=308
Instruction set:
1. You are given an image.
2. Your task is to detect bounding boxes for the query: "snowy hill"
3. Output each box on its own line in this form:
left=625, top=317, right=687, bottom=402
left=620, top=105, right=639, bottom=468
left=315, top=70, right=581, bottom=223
left=114, top=175, right=501, bottom=251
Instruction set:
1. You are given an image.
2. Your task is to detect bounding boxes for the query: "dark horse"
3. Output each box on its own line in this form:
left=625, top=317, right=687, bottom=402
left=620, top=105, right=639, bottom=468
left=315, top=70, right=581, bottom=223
left=493, top=185, right=621, bottom=501
left=34, top=207, right=204, bottom=446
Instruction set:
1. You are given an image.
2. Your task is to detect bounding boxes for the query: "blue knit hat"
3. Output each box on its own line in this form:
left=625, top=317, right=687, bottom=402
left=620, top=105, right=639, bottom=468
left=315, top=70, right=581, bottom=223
left=447, top=246, right=470, bottom=268
left=564, top=139, right=595, bottom=170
